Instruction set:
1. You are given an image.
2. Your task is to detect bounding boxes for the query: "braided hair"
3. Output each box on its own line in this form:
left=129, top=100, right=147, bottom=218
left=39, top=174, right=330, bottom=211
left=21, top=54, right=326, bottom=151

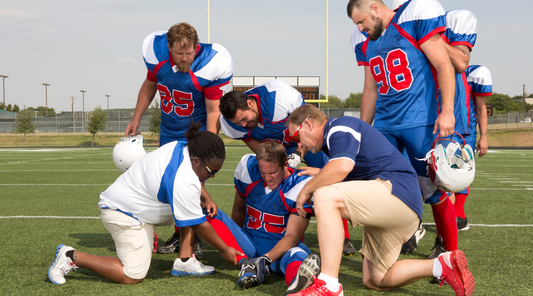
left=185, top=121, right=225, bottom=163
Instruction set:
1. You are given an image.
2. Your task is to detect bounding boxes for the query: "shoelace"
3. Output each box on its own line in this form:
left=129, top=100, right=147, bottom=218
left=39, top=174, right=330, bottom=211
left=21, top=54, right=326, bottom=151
left=238, top=264, right=255, bottom=277
left=62, top=258, right=78, bottom=275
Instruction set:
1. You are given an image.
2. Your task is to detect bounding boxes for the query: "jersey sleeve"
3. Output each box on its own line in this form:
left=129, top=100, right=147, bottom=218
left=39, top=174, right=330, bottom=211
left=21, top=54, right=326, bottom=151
left=445, top=9, right=477, bottom=50
left=142, top=31, right=170, bottom=82
left=324, top=119, right=362, bottom=164
left=195, top=43, right=234, bottom=100
left=219, top=114, right=251, bottom=141
left=264, top=80, right=305, bottom=123
left=234, top=154, right=258, bottom=197
left=466, top=65, right=492, bottom=96
left=350, top=27, right=369, bottom=66
left=396, top=0, right=446, bottom=45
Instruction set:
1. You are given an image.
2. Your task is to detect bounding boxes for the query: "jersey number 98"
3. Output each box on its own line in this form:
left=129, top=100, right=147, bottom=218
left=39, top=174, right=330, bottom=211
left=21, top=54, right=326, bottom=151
left=369, top=49, right=413, bottom=95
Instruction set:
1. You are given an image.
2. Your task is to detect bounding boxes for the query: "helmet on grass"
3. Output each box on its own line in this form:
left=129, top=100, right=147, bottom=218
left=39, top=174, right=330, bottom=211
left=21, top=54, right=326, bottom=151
left=112, top=134, right=147, bottom=173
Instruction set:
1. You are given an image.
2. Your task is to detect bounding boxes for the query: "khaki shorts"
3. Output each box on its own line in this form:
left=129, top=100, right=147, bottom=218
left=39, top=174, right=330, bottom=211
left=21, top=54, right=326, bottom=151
left=100, top=209, right=155, bottom=279
left=330, top=179, right=419, bottom=273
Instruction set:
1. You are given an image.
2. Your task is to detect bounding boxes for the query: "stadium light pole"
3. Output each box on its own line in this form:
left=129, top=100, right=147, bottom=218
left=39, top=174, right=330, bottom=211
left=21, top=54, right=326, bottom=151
left=207, top=0, right=210, bottom=43
left=325, top=0, right=329, bottom=103
left=42, top=83, right=50, bottom=116
left=80, top=90, right=86, bottom=132
left=1, top=75, right=8, bottom=112
left=106, top=95, right=110, bottom=110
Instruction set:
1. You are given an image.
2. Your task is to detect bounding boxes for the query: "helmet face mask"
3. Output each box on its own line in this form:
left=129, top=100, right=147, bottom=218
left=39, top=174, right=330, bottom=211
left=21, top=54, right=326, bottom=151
left=425, top=134, right=476, bottom=192
left=112, top=134, right=147, bottom=173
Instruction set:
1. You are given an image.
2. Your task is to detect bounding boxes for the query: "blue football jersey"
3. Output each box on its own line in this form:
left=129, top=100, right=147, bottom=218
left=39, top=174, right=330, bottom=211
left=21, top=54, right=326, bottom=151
left=234, top=154, right=313, bottom=241
left=352, top=0, right=446, bottom=131
left=143, top=31, right=233, bottom=140
left=321, top=117, right=423, bottom=220
left=465, top=65, right=492, bottom=97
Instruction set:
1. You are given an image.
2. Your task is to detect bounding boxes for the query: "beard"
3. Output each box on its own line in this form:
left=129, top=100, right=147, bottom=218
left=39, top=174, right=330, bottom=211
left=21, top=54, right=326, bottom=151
left=368, top=15, right=384, bottom=41
left=246, top=109, right=260, bottom=129
left=176, top=62, right=191, bottom=73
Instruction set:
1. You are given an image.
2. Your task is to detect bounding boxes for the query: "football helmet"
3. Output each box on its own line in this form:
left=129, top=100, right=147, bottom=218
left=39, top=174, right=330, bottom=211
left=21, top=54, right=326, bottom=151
left=112, top=134, right=147, bottom=173
left=422, top=132, right=475, bottom=192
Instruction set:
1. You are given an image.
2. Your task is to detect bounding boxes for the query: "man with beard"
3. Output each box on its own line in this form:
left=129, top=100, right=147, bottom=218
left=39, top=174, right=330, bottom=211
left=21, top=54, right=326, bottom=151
left=349, top=0, right=456, bottom=255
left=125, top=22, right=234, bottom=255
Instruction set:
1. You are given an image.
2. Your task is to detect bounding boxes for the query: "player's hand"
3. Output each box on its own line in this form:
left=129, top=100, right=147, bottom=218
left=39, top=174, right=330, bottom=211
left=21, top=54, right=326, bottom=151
left=287, top=153, right=302, bottom=168
left=125, top=120, right=141, bottom=137
left=221, top=247, right=244, bottom=266
left=202, top=198, right=218, bottom=217
left=296, top=192, right=312, bottom=218
left=433, top=112, right=455, bottom=137
left=297, top=166, right=321, bottom=177
left=476, top=136, right=488, bottom=157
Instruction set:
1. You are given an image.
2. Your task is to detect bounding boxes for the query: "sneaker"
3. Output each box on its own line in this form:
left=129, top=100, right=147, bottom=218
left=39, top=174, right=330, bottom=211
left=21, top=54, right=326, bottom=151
left=287, top=275, right=344, bottom=296
left=157, top=232, right=180, bottom=254
left=48, top=244, right=78, bottom=285
left=170, top=254, right=215, bottom=276
left=286, top=254, right=321, bottom=295
left=401, top=224, right=426, bottom=254
left=457, top=217, right=470, bottom=231
left=428, top=236, right=447, bottom=260
left=438, top=250, right=475, bottom=296
left=193, top=236, right=203, bottom=260
left=342, top=238, right=356, bottom=256
left=238, top=256, right=271, bottom=289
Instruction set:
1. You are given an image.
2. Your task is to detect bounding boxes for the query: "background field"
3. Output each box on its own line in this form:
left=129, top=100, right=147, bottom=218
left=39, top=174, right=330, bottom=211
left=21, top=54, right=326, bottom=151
left=0, top=146, right=532, bottom=295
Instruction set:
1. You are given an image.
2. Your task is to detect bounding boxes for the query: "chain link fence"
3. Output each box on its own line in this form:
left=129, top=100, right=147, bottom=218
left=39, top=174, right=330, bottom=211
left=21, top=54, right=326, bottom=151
left=0, top=108, right=532, bottom=134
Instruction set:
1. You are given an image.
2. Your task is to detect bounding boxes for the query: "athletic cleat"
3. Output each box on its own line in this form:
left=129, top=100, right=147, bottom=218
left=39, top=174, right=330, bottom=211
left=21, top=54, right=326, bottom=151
left=342, top=238, right=356, bottom=256
left=428, top=236, right=447, bottom=260
left=286, top=253, right=321, bottom=295
left=157, top=232, right=180, bottom=254
left=287, top=275, right=344, bottom=296
left=238, top=256, right=271, bottom=289
left=193, top=236, right=203, bottom=260
left=48, top=244, right=78, bottom=285
left=438, top=250, right=475, bottom=296
left=170, top=254, right=215, bottom=276
left=457, top=217, right=470, bottom=231
left=401, top=224, right=426, bottom=254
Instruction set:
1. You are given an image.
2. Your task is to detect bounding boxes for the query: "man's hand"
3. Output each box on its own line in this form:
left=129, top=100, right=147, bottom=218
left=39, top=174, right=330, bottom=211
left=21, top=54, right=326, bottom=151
left=125, top=120, right=141, bottom=137
left=296, top=166, right=321, bottom=177
left=221, top=247, right=244, bottom=266
left=295, top=191, right=312, bottom=218
left=433, top=111, right=455, bottom=137
left=287, top=152, right=302, bottom=168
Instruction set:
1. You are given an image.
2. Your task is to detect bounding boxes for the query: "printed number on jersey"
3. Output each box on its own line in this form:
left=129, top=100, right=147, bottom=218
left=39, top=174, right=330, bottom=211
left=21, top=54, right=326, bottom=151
left=158, top=84, right=195, bottom=116
left=246, top=205, right=285, bottom=234
left=369, top=49, right=413, bottom=95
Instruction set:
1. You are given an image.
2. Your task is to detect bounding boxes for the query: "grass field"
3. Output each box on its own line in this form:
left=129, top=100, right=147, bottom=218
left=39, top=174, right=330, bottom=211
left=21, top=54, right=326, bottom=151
left=0, top=146, right=532, bottom=295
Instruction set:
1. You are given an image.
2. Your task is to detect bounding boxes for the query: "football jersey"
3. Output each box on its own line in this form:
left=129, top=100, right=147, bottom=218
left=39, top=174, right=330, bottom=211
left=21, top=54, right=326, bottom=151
left=465, top=65, right=493, bottom=97
left=321, top=116, right=423, bottom=220
left=143, top=31, right=234, bottom=140
left=99, top=141, right=205, bottom=227
left=441, top=9, right=477, bottom=135
left=220, top=79, right=303, bottom=148
left=234, top=154, right=313, bottom=241
left=352, top=0, right=446, bottom=131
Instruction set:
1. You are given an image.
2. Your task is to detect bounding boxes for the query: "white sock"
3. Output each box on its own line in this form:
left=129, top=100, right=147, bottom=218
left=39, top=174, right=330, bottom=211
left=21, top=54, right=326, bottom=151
left=318, top=273, right=341, bottom=292
left=432, top=257, right=443, bottom=278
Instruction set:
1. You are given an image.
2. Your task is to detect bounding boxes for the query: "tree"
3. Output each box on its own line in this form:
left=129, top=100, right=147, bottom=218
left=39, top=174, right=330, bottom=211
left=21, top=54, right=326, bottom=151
left=14, top=107, right=37, bottom=146
left=148, top=100, right=161, bottom=137
left=12, top=104, right=20, bottom=112
left=6, top=104, right=12, bottom=112
left=86, top=105, right=108, bottom=146
left=344, top=92, right=363, bottom=108
left=318, top=94, right=344, bottom=108
left=486, top=93, right=523, bottom=114
left=27, top=106, right=56, bottom=116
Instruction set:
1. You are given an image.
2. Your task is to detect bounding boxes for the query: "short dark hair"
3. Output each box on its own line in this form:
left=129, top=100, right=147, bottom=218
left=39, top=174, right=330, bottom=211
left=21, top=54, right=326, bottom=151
left=219, top=90, right=255, bottom=120
left=256, top=141, right=287, bottom=169
left=185, top=121, right=225, bottom=164
left=167, top=22, right=199, bottom=49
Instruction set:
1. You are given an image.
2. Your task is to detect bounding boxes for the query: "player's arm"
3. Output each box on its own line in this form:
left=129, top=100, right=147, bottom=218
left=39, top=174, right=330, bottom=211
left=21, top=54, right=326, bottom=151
left=445, top=43, right=471, bottom=74
left=200, top=184, right=218, bottom=217
left=244, top=139, right=261, bottom=154
left=192, top=221, right=242, bottom=266
left=263, top=213, right=310, bottom=262
left=231, top=191, right=246, bottom=228
left=125, top=79, right=158, bottom=136
left=205, top=98, right=221, bottom=134
left=360, top=66, right=378, bottom=125
left=296, top=158, right=354, bottom=217
left=421, top=34, right=455, bottom=137
left=474, top=95, right=488, bottom=157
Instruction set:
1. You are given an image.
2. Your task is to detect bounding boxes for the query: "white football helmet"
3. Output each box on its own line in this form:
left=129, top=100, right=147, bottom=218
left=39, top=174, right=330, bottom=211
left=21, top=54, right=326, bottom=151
left=423, top=133, right=476, bottom=192
left=112, top=134, right=147, bottom=173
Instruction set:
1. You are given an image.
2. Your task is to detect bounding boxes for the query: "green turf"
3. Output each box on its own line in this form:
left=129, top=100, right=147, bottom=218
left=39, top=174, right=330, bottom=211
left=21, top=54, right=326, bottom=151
left=0, top=147, right=532, bottom=295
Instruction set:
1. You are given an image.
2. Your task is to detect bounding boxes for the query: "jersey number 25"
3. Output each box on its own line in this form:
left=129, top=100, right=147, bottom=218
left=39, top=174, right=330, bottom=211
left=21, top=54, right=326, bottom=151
left=158, top=84, right=195, bottom=116
left=369, top=49, right=413, bottom=95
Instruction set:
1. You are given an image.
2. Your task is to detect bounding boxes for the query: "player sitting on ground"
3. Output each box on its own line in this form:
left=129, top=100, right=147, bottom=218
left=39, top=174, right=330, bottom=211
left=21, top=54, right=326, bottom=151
left=204, top=141, right=321, bottom=294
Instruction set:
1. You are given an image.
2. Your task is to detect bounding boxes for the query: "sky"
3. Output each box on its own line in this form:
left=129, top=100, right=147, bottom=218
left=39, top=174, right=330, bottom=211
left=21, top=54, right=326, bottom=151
left=1, top=0, right=532, bottom=113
